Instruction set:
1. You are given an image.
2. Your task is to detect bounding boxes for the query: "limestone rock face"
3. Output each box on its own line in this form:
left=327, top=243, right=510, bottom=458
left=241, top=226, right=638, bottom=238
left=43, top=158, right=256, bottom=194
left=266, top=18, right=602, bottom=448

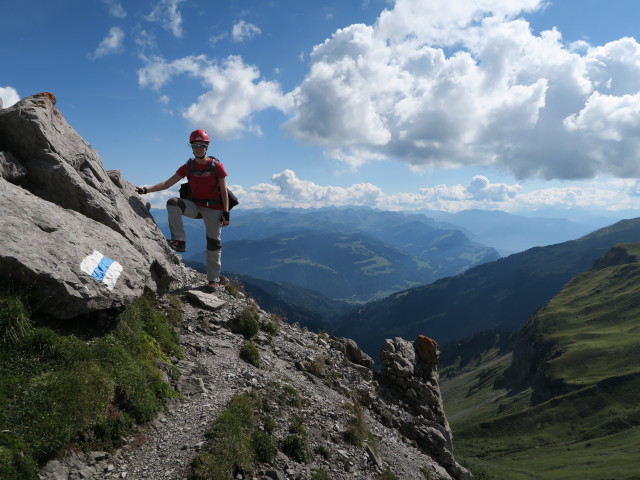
left=0, top=93, right=179, bottom=318
left=380, top=336, right=472, bottom=480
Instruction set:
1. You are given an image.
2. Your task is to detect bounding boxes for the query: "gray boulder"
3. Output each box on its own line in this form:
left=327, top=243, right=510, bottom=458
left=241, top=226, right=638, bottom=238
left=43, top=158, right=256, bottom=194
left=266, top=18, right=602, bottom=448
left=0, top=92, right=179, bottom=318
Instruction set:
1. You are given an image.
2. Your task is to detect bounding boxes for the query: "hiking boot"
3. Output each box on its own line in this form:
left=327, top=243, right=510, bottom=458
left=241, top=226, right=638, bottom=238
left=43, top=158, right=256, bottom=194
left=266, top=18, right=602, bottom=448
left=168, top=239, right=186, bottom=252
left=206, top=281, right=219, bottom=293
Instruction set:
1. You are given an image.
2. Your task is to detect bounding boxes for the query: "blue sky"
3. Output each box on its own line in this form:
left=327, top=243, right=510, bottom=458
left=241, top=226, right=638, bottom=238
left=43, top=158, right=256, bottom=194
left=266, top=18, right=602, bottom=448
left=3, top=0, right=640, bottom=220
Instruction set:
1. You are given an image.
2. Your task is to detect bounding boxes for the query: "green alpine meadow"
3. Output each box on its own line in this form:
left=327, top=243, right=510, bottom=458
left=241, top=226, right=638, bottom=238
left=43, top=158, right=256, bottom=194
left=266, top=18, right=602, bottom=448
left=441, top=243, right=640, bottom=479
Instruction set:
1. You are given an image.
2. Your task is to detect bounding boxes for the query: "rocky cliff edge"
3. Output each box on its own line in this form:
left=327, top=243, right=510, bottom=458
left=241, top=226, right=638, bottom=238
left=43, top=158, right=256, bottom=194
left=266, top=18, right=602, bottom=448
left=0, top=93, right=180, bottom=319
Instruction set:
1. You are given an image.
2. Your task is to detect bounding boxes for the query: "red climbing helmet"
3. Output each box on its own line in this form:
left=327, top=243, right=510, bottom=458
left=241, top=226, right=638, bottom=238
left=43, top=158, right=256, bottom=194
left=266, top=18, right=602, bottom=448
left=189, top=129, right=210, bottom=144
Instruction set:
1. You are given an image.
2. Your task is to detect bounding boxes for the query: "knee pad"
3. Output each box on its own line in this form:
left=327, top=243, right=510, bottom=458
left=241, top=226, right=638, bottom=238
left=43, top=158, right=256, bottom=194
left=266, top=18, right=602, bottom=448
left=207, top=237, right=221, bottom=251
left=167, top=197, right=187, bottom=213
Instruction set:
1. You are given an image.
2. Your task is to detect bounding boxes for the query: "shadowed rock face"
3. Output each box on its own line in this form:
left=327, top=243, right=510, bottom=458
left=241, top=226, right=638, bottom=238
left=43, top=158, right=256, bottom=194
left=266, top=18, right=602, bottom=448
left=380, top=336, right=473, bottom=480
left=0, top=92, right=179, bottom=319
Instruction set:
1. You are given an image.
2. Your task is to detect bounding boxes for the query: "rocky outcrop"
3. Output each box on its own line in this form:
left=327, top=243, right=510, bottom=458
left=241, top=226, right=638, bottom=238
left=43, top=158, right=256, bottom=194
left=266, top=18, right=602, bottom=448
left=379, top=336, right=472, bottom=480
left=0, top=93, right=179, bottom=318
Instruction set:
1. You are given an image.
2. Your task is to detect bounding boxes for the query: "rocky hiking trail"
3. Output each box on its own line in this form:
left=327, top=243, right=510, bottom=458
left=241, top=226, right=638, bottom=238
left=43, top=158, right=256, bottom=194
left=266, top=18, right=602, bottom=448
left=39, top=266, right=470, bottom=480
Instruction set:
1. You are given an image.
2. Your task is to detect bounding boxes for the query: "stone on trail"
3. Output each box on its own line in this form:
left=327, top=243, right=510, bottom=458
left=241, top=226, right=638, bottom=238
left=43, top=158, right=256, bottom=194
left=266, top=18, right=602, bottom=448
left=185, top=290, right=227, bottom=310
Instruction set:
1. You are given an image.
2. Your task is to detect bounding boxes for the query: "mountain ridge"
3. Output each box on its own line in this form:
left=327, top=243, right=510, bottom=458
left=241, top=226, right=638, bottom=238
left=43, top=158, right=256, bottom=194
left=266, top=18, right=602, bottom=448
left=335, top=217, right=640, bottom=360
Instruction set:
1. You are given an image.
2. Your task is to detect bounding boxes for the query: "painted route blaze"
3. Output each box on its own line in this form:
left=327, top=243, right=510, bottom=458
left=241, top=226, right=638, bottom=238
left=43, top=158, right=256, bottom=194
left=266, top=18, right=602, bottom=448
left=80, top=251, right=123, bottom=291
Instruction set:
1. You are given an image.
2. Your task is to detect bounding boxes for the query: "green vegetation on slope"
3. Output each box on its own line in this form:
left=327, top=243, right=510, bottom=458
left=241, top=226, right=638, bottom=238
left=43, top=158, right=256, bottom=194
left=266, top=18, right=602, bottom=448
left=222, top=230, right=442, bottom=301
left=536, top=244, right=640, bottom=386
left=442, top=243, right=640, bottom=479
left=0, top=289, right=182, bottom=480
left=190, top=384, right=302, bottom=480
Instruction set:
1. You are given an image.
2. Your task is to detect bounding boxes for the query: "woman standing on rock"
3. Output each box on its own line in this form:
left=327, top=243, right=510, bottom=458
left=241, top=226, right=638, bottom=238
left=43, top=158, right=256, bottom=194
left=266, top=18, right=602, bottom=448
left=136, top=129, right=230, bottom=292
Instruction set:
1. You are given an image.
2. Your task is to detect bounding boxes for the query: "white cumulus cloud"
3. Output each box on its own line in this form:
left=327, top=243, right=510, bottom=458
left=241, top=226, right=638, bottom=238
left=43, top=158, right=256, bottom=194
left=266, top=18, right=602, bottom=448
left=91, top=27, right=125, bottom=58
left=146, top=0, right=186, bottom=38
left=0, top=86, right=20, bottom=108
left=136, top=0, right=640, bottom=182
left=270, top=169, right=384, bottom=208
left=283, top=0, right=640, bottom=180
left=231, top=21, right=262, bottom=42
left=138, top=55, right=290, bottom=139
left=103, top=0, right=126, bottom=18
left=141, top=168, right=640, bottom=214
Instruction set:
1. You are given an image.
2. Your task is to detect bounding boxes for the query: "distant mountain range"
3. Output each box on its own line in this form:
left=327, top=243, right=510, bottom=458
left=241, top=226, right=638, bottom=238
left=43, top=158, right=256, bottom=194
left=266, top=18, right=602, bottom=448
left=441, top=242, right=640, bottom=478
left=425, top=208, right=609, bottom=255
left=151, top=206, right=610, bottom=257
left=334, top=217, right=640, bottom=359
left=153, top=207, right=499, bottom=301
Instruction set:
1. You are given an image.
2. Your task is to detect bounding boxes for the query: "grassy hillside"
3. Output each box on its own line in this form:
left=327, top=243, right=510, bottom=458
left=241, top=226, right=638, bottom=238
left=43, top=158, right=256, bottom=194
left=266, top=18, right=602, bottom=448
left=441, top=243, right=640, bottom=479
left=0, top=290, right=182, bottom=479
left=336, top=217, right=640, bottom=359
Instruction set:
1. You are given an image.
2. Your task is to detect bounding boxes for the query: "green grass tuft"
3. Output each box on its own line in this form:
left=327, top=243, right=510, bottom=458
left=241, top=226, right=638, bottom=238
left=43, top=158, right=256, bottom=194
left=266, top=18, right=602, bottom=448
left=311, top=470, right=333, bottom=480
left=281, top=434, right=308, bottom=463
left=344, top=402, right=367, bottom=447
left=190, top=393, right=277, bottom=479
left=260, top=313, right=281, bottom=336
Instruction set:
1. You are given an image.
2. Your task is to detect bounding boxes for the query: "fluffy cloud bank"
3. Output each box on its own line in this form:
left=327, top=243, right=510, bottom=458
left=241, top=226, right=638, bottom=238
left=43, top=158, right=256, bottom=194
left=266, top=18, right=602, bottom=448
left=286, top=0, right=640, bottom=180
left=138, top=0, right=640, bottom=181
left=138, top=55, right=289, bottom=138
left=143, top=170, right=639, bottom=213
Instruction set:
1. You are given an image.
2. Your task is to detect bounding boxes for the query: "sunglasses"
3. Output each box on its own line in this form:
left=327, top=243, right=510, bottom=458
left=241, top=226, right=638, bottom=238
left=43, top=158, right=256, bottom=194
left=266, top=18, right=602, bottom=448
left=190, top=143, right=208, bottom=149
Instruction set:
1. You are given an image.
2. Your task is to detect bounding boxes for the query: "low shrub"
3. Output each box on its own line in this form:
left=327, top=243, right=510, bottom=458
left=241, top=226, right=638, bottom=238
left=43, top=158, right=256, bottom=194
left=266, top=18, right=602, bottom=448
left=311, top=470, right=332, bottom=480
left=289, top=415, right=306, bottom=436
left=260, top=314, right=281, bottom=336
left=224, top=277, right=245, bottom=299
left=252, top=430, right=277, bottom=463
left=380, top=468, right=399, bottom=479
left=276, top=383, right=303, bottom=408
left=0, top=294, right=31, bottom=344
left=344, top=402, right=367, bottom=447
left=309, top=354, right=326, bottom=377
left=240, top=341, right=261, bottom=368
left=232, top=306, right=260, bottom=339
left=281, top=434, right=309, bottom=463
left=313, top=444, right=330, bottom=459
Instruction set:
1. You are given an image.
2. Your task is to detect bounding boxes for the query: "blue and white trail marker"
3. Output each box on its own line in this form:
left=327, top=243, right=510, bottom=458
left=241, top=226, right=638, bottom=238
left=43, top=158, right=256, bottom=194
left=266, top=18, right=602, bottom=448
left=80, top=250, right=123, bottom=291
